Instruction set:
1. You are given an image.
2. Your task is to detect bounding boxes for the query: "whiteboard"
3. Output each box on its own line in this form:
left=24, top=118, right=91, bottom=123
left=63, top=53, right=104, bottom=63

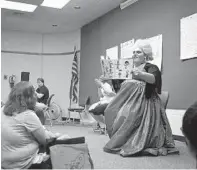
left=120, top=39, right=135, bottom=59
left=106, top=46, right=118, bottom=60
left=146, top=34, right=163, bottom=70
left=180, top=13, right=197, bottom=60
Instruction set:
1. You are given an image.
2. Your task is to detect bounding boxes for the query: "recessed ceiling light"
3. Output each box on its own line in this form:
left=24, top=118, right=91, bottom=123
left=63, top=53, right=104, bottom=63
left=41, top=0, right=71, bottom=9
left=0, top=0, right=37, bottom=12
left=74, top=6, right=81, bottom=9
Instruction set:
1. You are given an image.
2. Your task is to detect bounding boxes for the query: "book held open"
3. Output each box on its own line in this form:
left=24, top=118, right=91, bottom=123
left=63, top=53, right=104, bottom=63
left=100, top=56, right=134, bottom=79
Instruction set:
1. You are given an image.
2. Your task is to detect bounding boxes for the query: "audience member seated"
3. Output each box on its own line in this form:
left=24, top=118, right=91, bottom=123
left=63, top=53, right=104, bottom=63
left=1, top=81, right=69, bottom=169
left=103, top=39, right=179, bottom=156
left=36, top=78, right=49, bottom=105
left=34, top=78, right=49, bottom=124
left=34, top=103, right=47, bottom=125
left=89, top=75, right=116, bottom=133
left=182, top=101, right=197, bottom=166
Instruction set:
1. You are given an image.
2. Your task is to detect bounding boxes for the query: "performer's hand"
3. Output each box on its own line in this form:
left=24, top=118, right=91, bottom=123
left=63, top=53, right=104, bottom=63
left=95, top=79, right=102, bottom=87
left=131, top=68, right=144, bottom=80
left=35, top=91, right=38, bottom=96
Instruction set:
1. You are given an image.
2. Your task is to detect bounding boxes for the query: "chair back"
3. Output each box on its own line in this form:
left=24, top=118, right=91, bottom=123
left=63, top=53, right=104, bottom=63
left=159, top=91, right=169, bottom=110
left=84, top=96, right=91, bottom=110
left=46, top=94, right=55, bottom=107
left=79, top=96, right=90, bottom=107
left=85, top=96, right=91, bottom=105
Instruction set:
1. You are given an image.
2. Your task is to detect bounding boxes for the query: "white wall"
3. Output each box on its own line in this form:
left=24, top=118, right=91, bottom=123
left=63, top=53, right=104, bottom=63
left=1, top=53, right=42, bottom=102
left=1, top=30, right=81, bottom=117
left=1, top=31, right=43, bottom=102
left=2, top=30, right=43, bottom=53
left=42, top=32, right=80, bottom=117
left=166, top=109, right=185, bottom=136
left=43, top=32, right=80, bottom=53
left=1, top=30, right=186, bottom=136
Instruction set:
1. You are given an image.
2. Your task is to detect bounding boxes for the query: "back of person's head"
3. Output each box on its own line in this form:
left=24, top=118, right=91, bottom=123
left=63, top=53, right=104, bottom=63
left=182, top=101, right=197, bottom=152
left=3, top=81, right=37, bottom=116
left=37, top=78, right=44, bottom=84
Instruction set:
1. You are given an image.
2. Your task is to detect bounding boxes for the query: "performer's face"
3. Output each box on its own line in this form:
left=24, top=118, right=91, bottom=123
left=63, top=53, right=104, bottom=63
left=132, top=47, right=146, bottom=65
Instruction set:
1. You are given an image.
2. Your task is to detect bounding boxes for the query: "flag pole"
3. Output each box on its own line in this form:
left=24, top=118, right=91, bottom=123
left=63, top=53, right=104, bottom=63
left=68, top=78, right=72, bottom=123
left=68, top=46, right=77, bottom=123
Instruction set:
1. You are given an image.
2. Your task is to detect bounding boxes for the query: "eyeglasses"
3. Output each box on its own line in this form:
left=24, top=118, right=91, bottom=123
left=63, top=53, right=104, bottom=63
left=133, top=50, right=143, bottom=55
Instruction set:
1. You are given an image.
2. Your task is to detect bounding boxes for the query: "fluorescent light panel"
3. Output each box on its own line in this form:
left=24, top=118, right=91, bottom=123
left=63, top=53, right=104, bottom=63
left=0, top=0, right=37, bottom=12
left=41, top=0, right=71, bottom=9
left=120, top=0, right=138, bottom=10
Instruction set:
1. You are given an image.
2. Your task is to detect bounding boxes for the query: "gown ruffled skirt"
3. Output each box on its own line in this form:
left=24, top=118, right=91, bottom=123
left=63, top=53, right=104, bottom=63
left=104, top=80, right=179, bottom=156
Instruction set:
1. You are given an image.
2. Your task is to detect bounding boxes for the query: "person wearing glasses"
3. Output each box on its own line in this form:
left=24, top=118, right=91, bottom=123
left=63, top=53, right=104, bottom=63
left=103, top=39, right=179, bottom=157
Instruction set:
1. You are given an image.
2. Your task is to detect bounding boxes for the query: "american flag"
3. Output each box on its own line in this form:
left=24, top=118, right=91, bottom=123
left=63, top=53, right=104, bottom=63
left=69, top=46, right=78, bottom=103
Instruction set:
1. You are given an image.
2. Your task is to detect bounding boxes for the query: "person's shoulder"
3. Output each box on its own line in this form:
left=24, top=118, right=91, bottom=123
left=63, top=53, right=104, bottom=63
left=145, top=62, right=157, bottom=67
left=145, top=62, right=159, bottom=70
left=40, top=85, right=49, bottom=93
left=43, top=85, right=49, bottom=91
left=21, top=110, right=38, bottom=120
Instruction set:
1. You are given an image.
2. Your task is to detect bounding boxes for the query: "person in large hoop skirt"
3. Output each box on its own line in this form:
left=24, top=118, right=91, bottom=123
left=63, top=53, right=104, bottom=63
left=103, top=39, right=179, bottom=157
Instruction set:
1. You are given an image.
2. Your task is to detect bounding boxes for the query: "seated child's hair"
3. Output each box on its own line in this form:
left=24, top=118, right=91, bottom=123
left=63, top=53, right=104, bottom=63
left=182, top=101, right=197, bottom=150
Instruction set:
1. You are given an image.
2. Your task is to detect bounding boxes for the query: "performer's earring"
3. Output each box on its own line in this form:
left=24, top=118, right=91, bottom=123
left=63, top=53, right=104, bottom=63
left=144, top=55, right=148, bottom=61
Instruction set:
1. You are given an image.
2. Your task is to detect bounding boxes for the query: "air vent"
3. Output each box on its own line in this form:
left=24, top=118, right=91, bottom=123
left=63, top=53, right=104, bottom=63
left=11, top=11, right=34, bottom=18
left=12, top=11, right=25, bottom=16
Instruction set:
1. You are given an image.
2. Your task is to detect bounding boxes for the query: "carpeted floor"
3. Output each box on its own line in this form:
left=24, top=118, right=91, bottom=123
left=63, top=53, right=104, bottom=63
left=46, top=124, right=196, bottom=169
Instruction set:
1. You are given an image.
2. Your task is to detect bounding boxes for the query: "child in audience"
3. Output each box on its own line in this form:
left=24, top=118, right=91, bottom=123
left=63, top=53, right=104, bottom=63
left=89, top=75, right=116, bottom=133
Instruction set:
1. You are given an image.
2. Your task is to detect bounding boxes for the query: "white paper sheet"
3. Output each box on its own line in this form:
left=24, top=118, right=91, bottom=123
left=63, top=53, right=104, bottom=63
left=180, top=13, right=197, bottom=60
left=106, top=46, right=118, bottom=60
left=146, top=34, right=163, bottom=70
left=120, top=39, right=135, bottom=59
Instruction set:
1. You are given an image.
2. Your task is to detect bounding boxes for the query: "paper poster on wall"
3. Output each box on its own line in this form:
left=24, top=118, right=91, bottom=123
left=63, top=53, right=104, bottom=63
left=180, top=13, right=197, bottom=60
left=100, top=57, right=133, bottom=79
left=120, top=39, right=135, bottom=59
left=106, top=46, right=118, bottom=60
left=145, top=34, right=163, bottom=70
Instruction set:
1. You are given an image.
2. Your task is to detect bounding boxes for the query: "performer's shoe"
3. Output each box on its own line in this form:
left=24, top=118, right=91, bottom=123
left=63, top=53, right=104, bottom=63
left=93, top=122, right=101, bottom=131
left=100, top=127, right=107, bottom=135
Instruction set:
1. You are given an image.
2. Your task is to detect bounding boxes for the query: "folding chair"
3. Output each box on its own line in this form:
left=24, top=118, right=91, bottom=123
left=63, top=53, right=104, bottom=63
left=159, top=91, right=170, bottom=110
left=68, top=97, right=91, bottom=124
